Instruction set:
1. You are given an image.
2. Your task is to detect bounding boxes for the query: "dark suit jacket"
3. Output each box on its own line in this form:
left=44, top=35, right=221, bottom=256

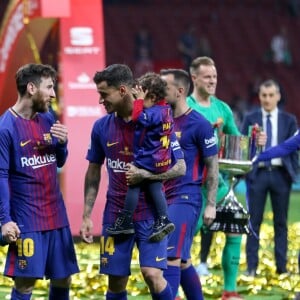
left=241, top=109, right=298, bottom=182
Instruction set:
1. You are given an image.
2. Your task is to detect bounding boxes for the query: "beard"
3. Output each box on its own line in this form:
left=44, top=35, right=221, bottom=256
left=31, top=91, right=49, bottom=113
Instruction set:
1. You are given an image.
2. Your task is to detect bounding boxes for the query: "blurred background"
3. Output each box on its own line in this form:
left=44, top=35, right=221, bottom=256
left=1, top=0, right=300, bottom=237
left=0, top=1, right=300, bottom=299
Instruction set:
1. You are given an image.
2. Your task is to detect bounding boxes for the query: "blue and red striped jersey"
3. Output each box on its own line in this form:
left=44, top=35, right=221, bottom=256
left=86, top=112, right=183, bottom=223
left=132, top=99, right=176, bottom=173
left=0, top=108, right=69, bottom=232
left=164, top=109, right=217, bottom=205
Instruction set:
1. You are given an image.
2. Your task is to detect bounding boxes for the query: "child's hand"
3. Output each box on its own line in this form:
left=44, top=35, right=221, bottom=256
left=132, top=85, right=148, bottom=100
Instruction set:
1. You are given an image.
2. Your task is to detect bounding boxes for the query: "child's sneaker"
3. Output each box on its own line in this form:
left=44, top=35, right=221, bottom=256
left=149, top=216, right=175, bottom=242
left=106, top=210, right=135, bottom=235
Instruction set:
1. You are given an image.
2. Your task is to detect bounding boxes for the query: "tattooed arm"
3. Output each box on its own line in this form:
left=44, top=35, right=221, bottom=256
left=80, top=162, right=101, bottom=243
left=202, top=154, right=219, bottom=226
left=126, top=158, right=186, bottom=185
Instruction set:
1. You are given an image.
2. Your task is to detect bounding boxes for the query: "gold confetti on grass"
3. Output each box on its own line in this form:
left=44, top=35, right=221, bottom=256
left=0, top=223, right=299, bottom=299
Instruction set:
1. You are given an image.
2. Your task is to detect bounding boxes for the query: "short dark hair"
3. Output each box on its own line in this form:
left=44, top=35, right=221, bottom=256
left=160, top=68, right=191, bottom=95
left=93, top=64, right=134, bottom=88
left=15, top=63, right=56, bottom=96
left=259, top=79, right=280, bottom=92
left=137, top=72, right=167, bottom=101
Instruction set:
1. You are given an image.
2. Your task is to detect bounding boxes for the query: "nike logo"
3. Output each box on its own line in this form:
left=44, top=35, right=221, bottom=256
left=107, top=141, right=119, bottom=147
left=167, top=246, right=175, bottom=250
left=20, top=140, right=31, bottom=147
left=155, top=256, right=166, bottom=262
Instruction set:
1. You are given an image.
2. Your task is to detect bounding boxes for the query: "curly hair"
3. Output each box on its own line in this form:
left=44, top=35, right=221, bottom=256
left=137, top=72, right=167, bottom=101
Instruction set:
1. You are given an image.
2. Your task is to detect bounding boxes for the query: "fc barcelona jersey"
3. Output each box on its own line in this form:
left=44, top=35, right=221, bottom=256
left=0, top=109, right=69, bottom=232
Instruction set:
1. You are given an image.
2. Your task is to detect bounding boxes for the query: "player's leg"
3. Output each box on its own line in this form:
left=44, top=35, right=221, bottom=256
left=101, top=223, right=134, bottom=298
left=197, top=229, right=213, bottom=276
left=163, top=203, right=184, bottom=297
left=137, top=220, right=173, bottom=299
left=178, top=202, right=203, bottom=300
left=221, top=234, right=243, bottom=300
left=4, top=232, right=45, bottom=299
left=45, top=227, right=79, bottom=300
left=147, top=180, right=175, bottom=242
left=11, top=277, right=36, bottom=300
left=181, top=259, right=203, bottom=300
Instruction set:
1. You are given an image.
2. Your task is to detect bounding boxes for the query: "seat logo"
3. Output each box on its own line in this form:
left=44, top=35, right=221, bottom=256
left=20, top=140, right=31, bottom=147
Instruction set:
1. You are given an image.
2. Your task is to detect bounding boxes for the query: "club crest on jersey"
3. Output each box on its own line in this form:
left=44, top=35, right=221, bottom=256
left=119, top=147, right=133, bottom=156
left=43, top=133, right=52, bottom=144
left=175, top=131, right=181, bottom=139
left=18, top=259, right=27, bottom=270
left=100, top=257, right=108, bottom=267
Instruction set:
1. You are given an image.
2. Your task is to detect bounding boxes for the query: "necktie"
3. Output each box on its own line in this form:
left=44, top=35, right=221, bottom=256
left=265, top=114, right=272, bottom=166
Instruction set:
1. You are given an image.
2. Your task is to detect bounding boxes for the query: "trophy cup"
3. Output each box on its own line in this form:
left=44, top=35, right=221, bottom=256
left=209, top=134, right=256, bottom=234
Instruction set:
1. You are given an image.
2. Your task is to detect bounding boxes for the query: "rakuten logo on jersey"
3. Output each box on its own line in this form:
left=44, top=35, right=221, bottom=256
left=205, top=136, right=217, bottom=148
left=107, top=158, right=129, bottom=173
left=21, top=154, right=56, bottom=169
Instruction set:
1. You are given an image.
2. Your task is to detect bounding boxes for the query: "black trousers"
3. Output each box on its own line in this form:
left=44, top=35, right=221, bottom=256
left=246, top=167, right=292, bottom=273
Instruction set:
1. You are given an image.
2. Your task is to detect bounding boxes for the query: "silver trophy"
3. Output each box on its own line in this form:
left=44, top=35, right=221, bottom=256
left=209, top=134, right=255, bottom=234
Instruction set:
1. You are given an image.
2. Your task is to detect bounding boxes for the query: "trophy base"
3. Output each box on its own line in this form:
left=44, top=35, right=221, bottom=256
left=209, top=176, right=251, bottom=235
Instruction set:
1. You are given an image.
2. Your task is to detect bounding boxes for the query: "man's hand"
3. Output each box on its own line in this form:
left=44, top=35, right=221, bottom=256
left=80, top=217, right=94, bottom=244
left=2, top=222, right=20, bottom=243
left=256, top=130, right=267, bottom=147
left=126, top=163, right=149, bottom=185
left=50, top=120, right=68, bottom=144
left=203, top=204, right=216, bottom=227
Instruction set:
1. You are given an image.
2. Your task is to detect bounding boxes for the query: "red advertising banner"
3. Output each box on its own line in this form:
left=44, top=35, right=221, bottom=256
left=0, top=0, right=40, bottom=109
left=0, top=0, right=69, bottom=112
left=0, top=0, right=106, bottom=235
left=59, top=0, right=107, bottom=235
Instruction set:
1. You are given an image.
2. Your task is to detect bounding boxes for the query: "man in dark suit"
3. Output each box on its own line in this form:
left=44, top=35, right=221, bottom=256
left=241, top=79, right=298, bottom=276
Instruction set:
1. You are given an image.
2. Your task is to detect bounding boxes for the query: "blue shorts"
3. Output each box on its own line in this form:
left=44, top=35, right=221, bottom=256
left=167, top=201, right=201, bottom=261
left=100, top=220, right=168, bottom=276
left=4, top=227, right=79, bottom=279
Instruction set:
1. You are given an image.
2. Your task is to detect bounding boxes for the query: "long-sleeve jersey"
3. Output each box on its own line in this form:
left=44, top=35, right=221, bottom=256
left=0, top=108, right=69, bottom=232
left=164, top=109, right=218, bottom=205
left=256, top=129, right=300, bottom=162
left=132, top=99, right=176, bottom=173
left=86, top=112, right=183, bottom=224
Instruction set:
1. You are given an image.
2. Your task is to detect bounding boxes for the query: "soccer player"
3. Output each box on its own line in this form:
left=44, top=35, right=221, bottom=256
left=80, top=64, right=186, bottom=300
left=107, top=73, right=176, bottom=242
left=0, top=63, right=79, bottom=300
left=161, top=68, right=219, bottom=299
left=187, top=56, right=243, bottom=300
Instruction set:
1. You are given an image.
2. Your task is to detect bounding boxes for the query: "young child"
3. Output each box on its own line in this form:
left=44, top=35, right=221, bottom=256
left=106, top=72, right=181, bottom=242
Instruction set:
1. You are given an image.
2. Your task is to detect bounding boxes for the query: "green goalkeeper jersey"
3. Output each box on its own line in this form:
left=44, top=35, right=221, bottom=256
left=187, top=95, right=240, bottom=231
